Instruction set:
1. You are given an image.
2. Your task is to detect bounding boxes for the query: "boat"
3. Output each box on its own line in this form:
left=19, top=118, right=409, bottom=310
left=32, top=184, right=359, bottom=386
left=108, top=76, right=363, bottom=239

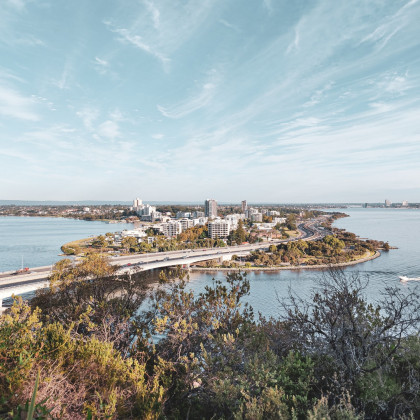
left=399, top=276, right=420, bottom=282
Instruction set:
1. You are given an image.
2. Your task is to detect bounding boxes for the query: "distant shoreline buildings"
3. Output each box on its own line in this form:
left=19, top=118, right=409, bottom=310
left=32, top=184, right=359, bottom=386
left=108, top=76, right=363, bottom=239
left=126, top=197, right=286, bottom=241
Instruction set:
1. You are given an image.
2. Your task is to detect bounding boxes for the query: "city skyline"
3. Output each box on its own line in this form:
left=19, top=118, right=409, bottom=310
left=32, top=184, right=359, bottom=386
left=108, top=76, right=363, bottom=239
left=1, top=1, right=420, bottom=202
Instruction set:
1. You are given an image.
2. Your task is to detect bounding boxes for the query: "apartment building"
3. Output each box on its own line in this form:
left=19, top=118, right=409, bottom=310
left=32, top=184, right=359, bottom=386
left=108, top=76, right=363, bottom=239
left=208, top=220, right=231, bottom=238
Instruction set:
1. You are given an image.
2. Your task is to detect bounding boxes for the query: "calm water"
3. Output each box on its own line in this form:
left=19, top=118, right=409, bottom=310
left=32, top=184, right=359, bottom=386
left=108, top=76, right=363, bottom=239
left=0, top=217, right=132, bottom=272
left=185, top=208, right=420, bottom=318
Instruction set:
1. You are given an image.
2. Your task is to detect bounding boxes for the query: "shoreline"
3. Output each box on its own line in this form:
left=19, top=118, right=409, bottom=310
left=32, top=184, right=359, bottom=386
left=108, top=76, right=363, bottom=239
left=189, top=251, right=381, bottom=272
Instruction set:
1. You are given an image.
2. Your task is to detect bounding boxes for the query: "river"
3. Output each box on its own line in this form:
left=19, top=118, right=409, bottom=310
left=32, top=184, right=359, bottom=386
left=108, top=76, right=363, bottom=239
left=1, top=209, right=419, bottom=317
left=0, top=216, right=132, bottom=272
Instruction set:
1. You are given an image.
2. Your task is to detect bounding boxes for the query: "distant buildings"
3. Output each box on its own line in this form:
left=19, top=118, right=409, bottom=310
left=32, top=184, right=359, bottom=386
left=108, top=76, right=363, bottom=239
left=133, top=198, right=161, bottom=221
left=385, top=199, right=392, bottom=207
left=205, top=199, right=217, bottom=218
left=402, top=200, right=408, bottom=207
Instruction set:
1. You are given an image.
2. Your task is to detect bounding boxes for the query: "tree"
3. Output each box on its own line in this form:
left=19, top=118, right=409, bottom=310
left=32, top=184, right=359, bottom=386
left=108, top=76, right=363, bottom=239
left=121, top=236, right=139, bottom=252
left=286, top=214, right=297, bottom=231
left=280, top=269, right=420, bottom=417
left=92, top=234, right=107, bottom=248
left=235, top=219, right=247, bottom=243
left=31, top=254, right=152, bottom=353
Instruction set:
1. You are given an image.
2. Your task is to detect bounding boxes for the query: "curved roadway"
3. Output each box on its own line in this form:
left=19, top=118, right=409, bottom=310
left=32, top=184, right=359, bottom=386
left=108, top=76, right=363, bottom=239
left=0, top=220, right=328, bottom=301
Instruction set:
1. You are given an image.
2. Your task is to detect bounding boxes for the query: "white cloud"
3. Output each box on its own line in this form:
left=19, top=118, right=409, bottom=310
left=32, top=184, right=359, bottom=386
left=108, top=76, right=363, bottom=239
left=152, top=133, right=164, bottom=139
left=98, top=120, right=120, bottom=139
left=0, top=85, right=39, bottom=121
left=76, top=107, right=100, bottom=131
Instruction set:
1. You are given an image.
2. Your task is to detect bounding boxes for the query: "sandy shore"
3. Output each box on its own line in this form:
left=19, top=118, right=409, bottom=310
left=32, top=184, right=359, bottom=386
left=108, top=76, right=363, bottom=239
left=189, top=251, right=381, bottom=272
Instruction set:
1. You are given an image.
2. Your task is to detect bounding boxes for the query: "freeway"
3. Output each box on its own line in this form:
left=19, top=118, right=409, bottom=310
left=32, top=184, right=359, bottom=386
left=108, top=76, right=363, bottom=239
left=0, top=220, right=326, bottom=300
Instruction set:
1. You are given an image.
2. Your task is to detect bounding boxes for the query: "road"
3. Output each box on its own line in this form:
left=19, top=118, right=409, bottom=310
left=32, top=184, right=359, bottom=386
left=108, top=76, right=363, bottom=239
left=0, top=220, right=326, bottom=298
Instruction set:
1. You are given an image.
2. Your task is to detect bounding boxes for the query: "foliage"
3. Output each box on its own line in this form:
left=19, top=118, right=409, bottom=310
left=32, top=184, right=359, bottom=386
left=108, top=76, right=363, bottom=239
left=1, top=256, right=419, bottom=419
left=31, top=254, right=152, bottom=353
left=280, top=269, right=420, bottom=418
left=0, top=297, right=166, bottom=419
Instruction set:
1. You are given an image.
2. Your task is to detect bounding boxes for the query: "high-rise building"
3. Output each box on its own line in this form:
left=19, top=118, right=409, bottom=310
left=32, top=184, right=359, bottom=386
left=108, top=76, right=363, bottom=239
left=241, top=200, right=247, bottom=213
left=133, top=197, right=142, bottom=209
left=402, top=200, right=408, bottom=207
left=385, top=199, right=392, bottom=207
left=205, top=199, right=217, bottom=218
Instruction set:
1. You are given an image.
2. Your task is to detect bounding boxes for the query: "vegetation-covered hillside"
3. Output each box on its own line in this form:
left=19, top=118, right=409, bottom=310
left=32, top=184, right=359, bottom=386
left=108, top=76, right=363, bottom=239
left=1, top=255, right=419, bottom=419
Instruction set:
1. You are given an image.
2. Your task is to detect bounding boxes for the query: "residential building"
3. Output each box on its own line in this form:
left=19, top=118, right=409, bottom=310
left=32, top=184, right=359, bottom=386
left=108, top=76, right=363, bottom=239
left=135, top=202, right=161, bottom=221
left=385, top=199, right=392, bottom=207
left=162, top=221, right=182, bottom=237
left=245, top=207, right=258, bottom=219
left=121, top=229, right=147, bottom=239
left=133, top=198, right=143, bottom=209
left=241, top=200, right=247, bottom=213
left=225, top=214, right=245, bottom=229
left=176, top=211, right=192, bottom=219
left=180, top=218, right=193, bottom=230
left=402, top=200, right=408, bottom=207
left=205, top=199, right=217, bottom=218
left=192, top=217, right=208, bottom=226
left=251, top=213, right=263, bottom=223
left=266, top=210, right=280, bottom=216
left=193, top=211, right=205, bottom=218
left=273, top=217, right=286, bottom=225
left=208, top=220, right=231, bottom=239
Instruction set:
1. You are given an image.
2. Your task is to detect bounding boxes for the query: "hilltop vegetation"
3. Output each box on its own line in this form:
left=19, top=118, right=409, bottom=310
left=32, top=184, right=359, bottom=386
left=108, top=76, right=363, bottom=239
left=1, top=256, right=419, bottom=419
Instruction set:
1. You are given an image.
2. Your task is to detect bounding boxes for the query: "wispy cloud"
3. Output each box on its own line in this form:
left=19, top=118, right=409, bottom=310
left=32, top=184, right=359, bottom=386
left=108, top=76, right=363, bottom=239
left=144, top=0, right=160, bottom=29
left=219, top=19, right=240, bottom=32
left=106, top=23, right=170, bottom=67
left=52, top=61, right=72, bottom=90
left=0, top=85, right=39, bottom=121
left=76, top=107, right=100, bottom=131
left=158, top=70, right=220, bottom=118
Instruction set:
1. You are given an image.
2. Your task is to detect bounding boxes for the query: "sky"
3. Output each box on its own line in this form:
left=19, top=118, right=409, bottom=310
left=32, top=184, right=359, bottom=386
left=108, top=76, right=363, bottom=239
left=0, top=0, right=419, bottom=203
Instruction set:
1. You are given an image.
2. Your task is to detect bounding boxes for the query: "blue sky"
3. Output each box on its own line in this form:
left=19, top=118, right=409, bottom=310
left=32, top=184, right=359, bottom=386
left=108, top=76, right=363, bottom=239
left=1, top=0, right=419, bottom=203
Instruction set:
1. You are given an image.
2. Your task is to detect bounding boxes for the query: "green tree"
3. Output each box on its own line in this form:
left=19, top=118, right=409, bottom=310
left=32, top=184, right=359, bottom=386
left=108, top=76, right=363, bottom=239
left=286, top=214, right=297, bottom=230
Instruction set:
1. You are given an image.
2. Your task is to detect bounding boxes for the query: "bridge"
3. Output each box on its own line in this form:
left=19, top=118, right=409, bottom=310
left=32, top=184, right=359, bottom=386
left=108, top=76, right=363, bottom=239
left=0, top=221, right=326, bottom=309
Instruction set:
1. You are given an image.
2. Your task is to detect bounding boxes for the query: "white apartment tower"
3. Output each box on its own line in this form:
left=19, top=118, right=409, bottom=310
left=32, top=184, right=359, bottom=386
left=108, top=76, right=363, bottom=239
left=205, top=199, right=217, bottom=218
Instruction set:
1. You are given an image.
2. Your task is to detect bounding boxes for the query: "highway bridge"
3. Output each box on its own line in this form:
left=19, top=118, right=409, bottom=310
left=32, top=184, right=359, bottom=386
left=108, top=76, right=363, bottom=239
left=0, top=221, right=326, bottom=309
